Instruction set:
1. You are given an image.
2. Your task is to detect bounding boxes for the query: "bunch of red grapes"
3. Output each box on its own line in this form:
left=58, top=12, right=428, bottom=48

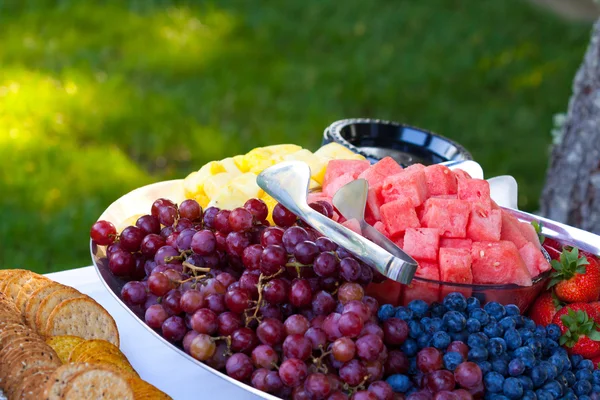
left=90, top=197, right=405, bottom=400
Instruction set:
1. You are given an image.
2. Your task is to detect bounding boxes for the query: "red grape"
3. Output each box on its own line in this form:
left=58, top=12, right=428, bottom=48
left=284, top=314, right=310, bottom=336
left=329, top=392, right=349, bottom=400
left=242, top=244, right=263, bottom=270
left=189, top=333, right=216, bottom=361
left=161, top=315, right=186, bottom=342
left=108, top=250, right=136, bottom=276
left=305, top=327, right=327, bottom=350
left=206, top=341, right=230, bottom=370
left=165, top=232, right=180, bottom=248
left=426, top=370, right=455, bottom=392
left=140, top=234, right=165, bottom=257
left=340, top=257, right=361, bottom=282
left=179, top=199, right=202, bottom=221
left=383, top=318, right=409, bottom=345
left=265, top=370, right=284, bottom=394
left=244, top=198, right=268, bottom=221
left=447, top=341, right=469, bottom=360
left=205, top=293, right=227, bottom=314
left=433, top=392, right=459, bottom=400
left=183, top=330, right=199, bottom=354
left=453, top=362, right=482, bottom=389
left=356, top=334, right=384, bottom=362
left=309, top=290, right=334, bottom=316
left=229, top=207, right=254, bottom=232
left=358, top=264, right=374, bottom=286
left=352, top=391, right=378, bottom=400
left=252, top=344, right=279, bottom=369
left=289, top=279, right=312, bottom=308
left=251, top=368, right=269, bottom=391
left=261, top=227, right=285, bottom=247
left=339, top=311, right=364, bottom=338
left=135, top=215, right=160, bottom=235
left=417, top=347, right=443, bottom=373
left=282, top=226, right=310, bottom=253
left=121, top=281, right=147, bottom=306
left=226, top=231, right=252, bottom=257
left=175, top=218, right=194, bottom=232
left=201, top=278, right=226, bottom=296
left=224, top=288, right=251, bottom=314
left=279, top=358, right=308, bottom=387
left=154, top=245, right=179, bottom=265
left=190, top=230, right=216, bottom=255
left=214, top=210, right=232, bottom=233
left=314, top=253, right=339, bottom=277
left=368, top=381, right=394, bottom=400
left=282, top=334, right=312, bottom=360
left=264, top=278, right=288, bottom=304
left=257, top=318, right=285, bottom=346
left=339, top=359, right=368, bottom=386
left=322, top=313, right=343, bottom=341
left=203, top=206, right=220, bottom=229
left=338, top=283, right=364, bottom=304
left=148, top=272, right=172, bottom=296
left=217, top=311, right=242, bottom=336
left=305, top=373, right=332, bottom=399
left=260, top=245, right=287, bottom=275
left=273, top=204, right=297, bottom=227
left=452, top=390, right=472, bottom=400
left=145, top=304, right=169, bottom=329
left=157, top=205, right=178, bottom=226
left=119, top=226, right=144, bottom=252
left=190, top=308, right=218, bottom=334
left=239, top=271, right=260, bottom=298
left=385, top=350, right=409, bottom=375
left=90, top=220, right=117, bottom=245
left=332, top=337, right=356, bottom=362
left=226, top=353, right=254, bottom=381
left=163, top=290, right=183, bottom=315
left=343, top=301, right=371, bottom=323
left=294, top=241, right=319, bottom=264
left=231, top=327, right=259, bottom=354
left=216, top=272, right=237, bottom=289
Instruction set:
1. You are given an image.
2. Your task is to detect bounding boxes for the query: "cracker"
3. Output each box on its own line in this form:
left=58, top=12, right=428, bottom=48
left=2, top=350, right=60, bottom=396
left=15, top=276, right=50, bottom=314
left=24, top=282, right=64, bottom=331
left=0, top=269, right=27, bottom=293
left=127, top=376, right=172, bottom=399
left=46, top=335, right=85, bottom=364
left=4, top=270, right=34, bottom=302
left=45, top=297, right=119, bottom=346
left=42, top=363, right=91, bottom=399
left=13, top=367, right=54, bottom=400
left=68, top=339, right=121, bottom=363
left=62, top=367, right=134, bottom=400
left=35, top=287, right=83, bottom=336
left=77, top=351, right=138, bottom=376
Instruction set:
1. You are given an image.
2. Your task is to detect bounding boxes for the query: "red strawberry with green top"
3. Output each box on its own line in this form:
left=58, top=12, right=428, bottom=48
left=548, top=247, right=600, bottom=303
left=528, top=291, right=563, bottom=326
left=552, top=303, right=600, bottom=358
left=589, top=302, right=600, bottom=320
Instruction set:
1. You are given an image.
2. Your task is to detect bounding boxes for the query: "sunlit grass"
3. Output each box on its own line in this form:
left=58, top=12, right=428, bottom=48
left=0, top=0, right=591, bottom=272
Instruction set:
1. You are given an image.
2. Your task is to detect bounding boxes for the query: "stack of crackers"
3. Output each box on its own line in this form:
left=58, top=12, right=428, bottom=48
left=0, top=269, right=171, bottom=399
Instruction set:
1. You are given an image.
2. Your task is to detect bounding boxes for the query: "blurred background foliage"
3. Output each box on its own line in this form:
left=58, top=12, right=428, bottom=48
left=0, top=0, right=592, bottom=273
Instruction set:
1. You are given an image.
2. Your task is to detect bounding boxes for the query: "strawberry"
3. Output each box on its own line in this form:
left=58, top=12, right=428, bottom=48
left=589, top=301, right=600, bottom=320
left=591, top=354, right=600, bottom=369
left=542, top=238, right=564, bottom=261
left=548, top=247, right=600, bottom=303
left=552, top=303, right=600, bottom=358
left=528, top=291, right=562, bottom=326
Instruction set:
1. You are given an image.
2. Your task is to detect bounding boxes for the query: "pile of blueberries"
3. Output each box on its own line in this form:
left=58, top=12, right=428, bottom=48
left=378, top=293, right=600, bottom=399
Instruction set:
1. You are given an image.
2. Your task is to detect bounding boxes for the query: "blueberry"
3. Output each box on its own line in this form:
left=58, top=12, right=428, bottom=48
left=504, top=328, right=522, bottom=350
left=546, top=324, right=561, bottom=342
left=514, top=346, right=536, bottom=368
left=432, top=331, right=451, bottom=350
left=484, top=302, right=506, bottom=320
left=593, top=369, right=600, bottom=384
left=555, top=373, right=568, bottom=388
left=533, top=325, right=547, bottom=339
left=542, top=338, right=558, bottom=357
left=518, top=375, right=534, bottom=391
left=386, top=374, right=412, bottom=392
left=377, top=304, right=395, bottom=321
left=443, top=292, right=467, bottom=312
left=523, top=318, right=537, bottom=331
left=593, top=384, right=600, bottom=395
left=431, top=317, right=444, bottom=332
left=401, top=338, right=418, bottom=357
left=561, top=389, right=577, bottom=400
left=417, top=333, right=432, bottom=349
left=499, top=317, right=517, bottom=331
left=484, top=322, right=504, bottom=338
left=408, top=320, right=423, bottom=339
left=443, top=311, right=467, bottom=332
left=570, top=354, right=583, bottom=368
left=519, top=328, right=534, bottom=342
left=503, top=376, right=524, bottom=399
left=408, top=299, right=429, bottom=318
left=492, top=358, right=508, bottom=376
left=408, top=357, right=418, bottom=375
left=535, top=389, right=553, bottom=400
left=504, top=304, right=520, bottom=316
left=521, top=390, right=537, bottom=400
left=429, top=302, right=446, bottom=318
left=394, top=306, right=414, bottom=321
left=484, top=371, right=506, bottom=393
left=450, top=330, right=469, bottom=343
left=561, top=371, right=576, bottom=386
left=443, top=351, right=463, bottom=371
left=468, top=346, right=489, bottom=362
left=526, top=338, right=542, bottom=356
left=531, top=365, right=549, bottom=388
left=576, top=369, right=594, bottom=382
left=542, top=380, right=563, bottom=397
left=539, top=361, right=557, bottom=380
left=512, top=315, right=525, bottom=328
left=470, top=308, right=491, bottom=326
left=549, top=354, right=564, bottom=374
left=468, top=332, right=489, bottom=348
left=578, top=359, right=594, bottom=371
left=466, top=317, right=482, bottom=333
left=580, top=396, right=592, bottom=400
left=477, top=360, right=492, bottom=375
left=467, top=296, right=481, bottom=312
left=574, top=380, right=592, bottom=396
left=490, top=395, right=509, bottom=400
left=508, top=358, right=526, bottom=376
left=421, top=317, right=435, bottom=333
left=489, top=337, right=507, bottom=357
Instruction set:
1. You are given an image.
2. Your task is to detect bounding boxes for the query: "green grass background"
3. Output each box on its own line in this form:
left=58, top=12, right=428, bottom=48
left=0, top=0, right=591, bottom=273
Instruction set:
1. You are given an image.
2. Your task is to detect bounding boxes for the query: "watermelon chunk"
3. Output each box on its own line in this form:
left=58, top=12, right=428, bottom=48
left=403, top=228, right=440, bottom=262
left=415, top=261, right=440, bottom=280
left=453, top=169, right=472, bottom=183
left=518, top=221, right=542, bottom=249
left=466, top=209, right=502, bottom=242
left=365, top=187, right=383, bottom=223
left=405, top=163, right=426, bottom=173
left=381, top=168, right=429, bottom=207
left=471, top=241, right=532, bottom=286
left=323, top=159, right=370, bottom=190
left=323, top=173, right=355, bottom=197
left=439, top=248, right=473, bottom=284
left=424, top=164, right=458, bottom=196
left=440, top=238, right=473, bottom=250
left=357, top=157, right=403, bottom=189
left=421, top=198, right=471, bottom=238
left=393, top=235, right=404, bottom=249
left=500, top=210, right=528, bottom=249
left=519, top=242, right=551, bottom=277
left=458, top=178, right=491, bottom=211
left=342, top=219, right=362, bottom=235
left=380, top=199, right=420, bottom=236
left=373, top=221, right=388, bottom=237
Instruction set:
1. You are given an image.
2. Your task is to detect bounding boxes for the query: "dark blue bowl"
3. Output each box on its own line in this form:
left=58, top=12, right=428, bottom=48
left=323, top=118, right=472, bottom=166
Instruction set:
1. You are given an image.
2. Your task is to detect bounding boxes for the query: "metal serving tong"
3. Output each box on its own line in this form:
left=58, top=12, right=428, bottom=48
left=256, top=161, right=419, bottom=284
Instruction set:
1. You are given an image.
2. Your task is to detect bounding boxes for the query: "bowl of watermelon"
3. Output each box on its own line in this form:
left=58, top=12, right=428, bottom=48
left=312, top=155, right=552, bottom=312
left=323, top=118, right=472, bottom=166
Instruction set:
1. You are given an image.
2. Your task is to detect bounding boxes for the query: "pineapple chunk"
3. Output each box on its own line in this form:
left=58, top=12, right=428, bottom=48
left=259, top=193, right=279, bottom=225
left=232, top=155, right=247, bottom=172
left=314, top=142, right=366, bottom=161
left=183, top=171, right=205, bottom=198
left=228, top=172, right=261, bottom=199
left=203, top=172, right=238, bottom=199
left=207, top=186, right=249, bottom=210
left=283, top=149, right=329, bottom=185
left=261, top=144, right=302, bottom=155
left=219, top=157, right=242, bottom=174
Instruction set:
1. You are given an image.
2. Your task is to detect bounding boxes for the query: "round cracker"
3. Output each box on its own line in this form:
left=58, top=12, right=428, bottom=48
left=0, top=269, right=28, bottom=293
left=35, top=287, right=83, bottom=336
left=43, top=363, right=91, bottom=399
left=45, top=335, right=85, bottom=364
left=14, top=276, right=50, bottom=314
left=45, top=297, right=119, bottom=346
left=23, top=282, right=64, bottom=331
left=4, top=271, right=34, bottom=302
left=68, top=339, right=121, bottom=363
left=13, top=367, right=54, bottom=400
left=77, top=352, right=137, bottom=376
left=127, top=376, right=172, bottom=399
left=62, top=367, right=134, bottom=400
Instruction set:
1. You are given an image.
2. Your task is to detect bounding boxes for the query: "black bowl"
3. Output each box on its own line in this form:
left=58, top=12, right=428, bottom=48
left=323, top=118, right=472, bottom=166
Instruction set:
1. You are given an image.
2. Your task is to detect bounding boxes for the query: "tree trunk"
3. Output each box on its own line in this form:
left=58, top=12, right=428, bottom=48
left=539, top=20, right=600, bottom=234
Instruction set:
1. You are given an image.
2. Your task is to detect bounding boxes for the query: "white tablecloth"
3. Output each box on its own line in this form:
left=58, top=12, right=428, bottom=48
left=45, top=267, right=262, bottom=400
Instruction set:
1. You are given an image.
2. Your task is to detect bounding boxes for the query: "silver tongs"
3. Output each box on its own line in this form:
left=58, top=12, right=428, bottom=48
left=257, top=161, right=418, bottom=284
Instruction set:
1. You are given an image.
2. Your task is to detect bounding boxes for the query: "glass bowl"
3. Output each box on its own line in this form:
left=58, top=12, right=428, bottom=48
left=323, top=118, right=472, bottom=166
